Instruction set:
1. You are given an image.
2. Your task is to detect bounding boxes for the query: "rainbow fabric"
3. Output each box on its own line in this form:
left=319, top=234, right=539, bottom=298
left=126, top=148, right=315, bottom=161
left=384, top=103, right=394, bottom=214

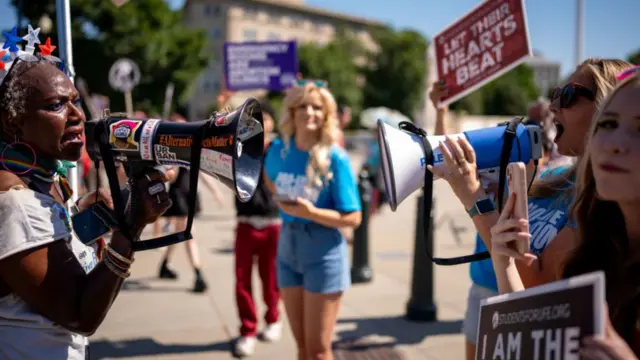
left=0, top=140, right=75, bottom=201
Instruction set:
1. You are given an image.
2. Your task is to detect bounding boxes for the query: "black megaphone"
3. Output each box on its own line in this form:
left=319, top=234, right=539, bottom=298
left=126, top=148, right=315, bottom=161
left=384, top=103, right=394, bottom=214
left=84, top=97, right=264, bottom=251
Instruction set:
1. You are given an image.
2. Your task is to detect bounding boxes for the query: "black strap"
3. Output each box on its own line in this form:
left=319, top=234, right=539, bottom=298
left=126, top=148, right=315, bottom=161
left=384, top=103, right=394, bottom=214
left=94, top=121, right=205, bottom=251
left=398, top=118, right=524, bottom=266
left=97, top=128, right=135, bottom=241
left=496, top=117, right=524, bottom=212
left=131, top=130, right=204, bottom=251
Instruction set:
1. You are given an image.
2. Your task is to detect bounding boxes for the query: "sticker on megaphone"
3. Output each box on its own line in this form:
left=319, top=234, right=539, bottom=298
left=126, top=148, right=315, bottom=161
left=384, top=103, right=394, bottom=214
left=419, top=134, right=465, bottom=168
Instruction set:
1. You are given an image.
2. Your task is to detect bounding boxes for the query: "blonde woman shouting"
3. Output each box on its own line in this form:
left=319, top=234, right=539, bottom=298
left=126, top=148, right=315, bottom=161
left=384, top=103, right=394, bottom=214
left=491, top=67, right=640, bottom=358
left=263, top=81, right=361, bottom=360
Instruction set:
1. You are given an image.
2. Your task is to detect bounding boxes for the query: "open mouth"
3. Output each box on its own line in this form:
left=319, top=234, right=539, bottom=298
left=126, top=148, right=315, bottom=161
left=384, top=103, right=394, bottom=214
left=553, top=120, right=565, bottom=142
left=61, top=132, right=83, bottom=147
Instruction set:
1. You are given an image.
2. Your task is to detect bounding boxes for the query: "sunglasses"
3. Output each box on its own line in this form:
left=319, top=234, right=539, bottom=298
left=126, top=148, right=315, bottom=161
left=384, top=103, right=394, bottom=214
left=616, top=65, right=640, bottom=81
left=551, top=82, right=595, bottom=109
left=295, top=79, right=328, bottom=88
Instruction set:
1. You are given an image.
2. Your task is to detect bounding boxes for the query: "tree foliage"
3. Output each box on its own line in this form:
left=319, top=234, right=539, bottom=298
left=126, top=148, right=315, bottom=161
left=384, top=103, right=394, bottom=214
left=296, top=29, right=365, bottom=117
left=450, top=64, right=539, bottom=115
left=361, top=26, right=428, bottom=121
left=628, top=49, right=640, bottom=65
left=12, top=0, right=209, bottom=115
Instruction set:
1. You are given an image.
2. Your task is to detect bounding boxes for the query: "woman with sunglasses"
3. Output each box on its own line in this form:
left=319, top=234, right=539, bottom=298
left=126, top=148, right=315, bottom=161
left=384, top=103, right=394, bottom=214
left=491, top=67, right=640, bottom=359
left=430, top=58, right=631, bottom=289
left=263, top=80, right=361, bottom=360
left=0, top=41, right=170, bottom=358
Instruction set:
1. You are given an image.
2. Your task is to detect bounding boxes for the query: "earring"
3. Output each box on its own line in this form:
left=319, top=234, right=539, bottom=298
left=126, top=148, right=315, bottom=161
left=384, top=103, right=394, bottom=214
left=0, top=133, right=37, bottom=175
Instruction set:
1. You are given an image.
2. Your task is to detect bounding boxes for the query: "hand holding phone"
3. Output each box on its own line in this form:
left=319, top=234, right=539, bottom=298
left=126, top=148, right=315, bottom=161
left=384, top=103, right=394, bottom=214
left=507, top=162, right=529, bottom=254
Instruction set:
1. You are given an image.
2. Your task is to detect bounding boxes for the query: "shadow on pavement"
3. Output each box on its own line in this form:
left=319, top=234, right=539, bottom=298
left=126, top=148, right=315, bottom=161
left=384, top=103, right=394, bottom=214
left=120, top=278, right=196, bottom=293
left=336, top=316, right=463, bottom=345
left=89, top=338, right=231, bottom=359
left=196, top=213, right=235, bottom=222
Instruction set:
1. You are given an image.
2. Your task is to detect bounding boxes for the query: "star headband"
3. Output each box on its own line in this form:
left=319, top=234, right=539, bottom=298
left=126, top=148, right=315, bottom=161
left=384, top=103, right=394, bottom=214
left=0, top=25, right=62, bottom=87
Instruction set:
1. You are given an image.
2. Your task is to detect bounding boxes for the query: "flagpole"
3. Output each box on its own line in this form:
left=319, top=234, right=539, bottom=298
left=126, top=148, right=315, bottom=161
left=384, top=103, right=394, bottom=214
left=56, top=0, right=79, bottom=203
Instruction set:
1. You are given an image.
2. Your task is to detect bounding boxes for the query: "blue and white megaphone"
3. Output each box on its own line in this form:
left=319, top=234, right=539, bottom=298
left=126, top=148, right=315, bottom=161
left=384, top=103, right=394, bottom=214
left=377, top=118, right=543, bottom=212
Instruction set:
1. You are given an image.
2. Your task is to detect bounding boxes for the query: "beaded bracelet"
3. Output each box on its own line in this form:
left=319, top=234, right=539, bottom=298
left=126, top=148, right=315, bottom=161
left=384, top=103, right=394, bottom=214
left=102, top=245, right=133, bottom=279
left=105, top=245, right=134, bottom=265
left=103, top=255, right=130, bottom=279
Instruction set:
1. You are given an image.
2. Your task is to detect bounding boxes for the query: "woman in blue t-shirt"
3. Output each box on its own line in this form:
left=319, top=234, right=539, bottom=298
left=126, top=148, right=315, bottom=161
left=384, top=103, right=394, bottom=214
left=263, top=81, right=362, bottom=360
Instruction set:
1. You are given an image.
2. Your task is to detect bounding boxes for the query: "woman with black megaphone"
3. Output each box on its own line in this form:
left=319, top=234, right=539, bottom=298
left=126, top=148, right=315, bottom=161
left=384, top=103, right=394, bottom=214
left=0, top=30, right=170, bottom=359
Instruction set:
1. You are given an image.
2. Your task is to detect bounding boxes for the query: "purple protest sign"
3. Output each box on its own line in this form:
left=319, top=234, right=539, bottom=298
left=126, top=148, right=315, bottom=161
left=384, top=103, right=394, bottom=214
left=223, top=41, right=299, bottom=91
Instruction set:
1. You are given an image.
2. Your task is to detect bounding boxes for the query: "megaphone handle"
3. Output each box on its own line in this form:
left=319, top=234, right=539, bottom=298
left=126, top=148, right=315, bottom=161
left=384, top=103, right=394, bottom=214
left=98, top=137, right=137, bottom=242
left=125, top=163, right=145, bottom=233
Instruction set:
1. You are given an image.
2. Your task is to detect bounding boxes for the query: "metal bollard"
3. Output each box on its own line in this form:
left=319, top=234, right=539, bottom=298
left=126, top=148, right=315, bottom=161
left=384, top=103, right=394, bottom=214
left=405, top=190, right=438, bottom=322
left=351, top=169, right=373, bottom=284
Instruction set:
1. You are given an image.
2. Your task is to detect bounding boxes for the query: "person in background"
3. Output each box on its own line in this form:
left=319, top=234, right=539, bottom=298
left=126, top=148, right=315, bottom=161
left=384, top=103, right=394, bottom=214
left=490, top=67, right=640, bottom=358
left=233, top=100, right=282, bottom=356
left=156, top=113, right=224, bottom=293
left=335, top=103, right=352, bottom=149
left=264, top=81, right=362, bottom=360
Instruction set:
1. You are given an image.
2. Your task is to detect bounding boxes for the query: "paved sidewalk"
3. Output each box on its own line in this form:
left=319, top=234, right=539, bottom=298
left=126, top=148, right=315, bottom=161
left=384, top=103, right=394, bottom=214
left=90, top=154, right=477, bottom=359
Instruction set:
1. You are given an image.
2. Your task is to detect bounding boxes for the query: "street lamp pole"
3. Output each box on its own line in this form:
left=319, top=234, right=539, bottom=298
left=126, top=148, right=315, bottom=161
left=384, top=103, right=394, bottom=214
left=56, top=0, right=80, bottom=204
left=575, top=0, right=584, bottom=67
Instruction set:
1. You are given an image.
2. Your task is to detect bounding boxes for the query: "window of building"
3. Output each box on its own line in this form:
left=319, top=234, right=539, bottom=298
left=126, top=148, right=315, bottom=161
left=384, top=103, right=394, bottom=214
left=267, top=32, right=281, bottom=41
left=244, top=8, right=258, bottom=19
left=266, top=13, right=279, bottom=24
left=205, top=4, right=220, bottom=17
left=243, top=29, right=258, bottom=41
left=289, top=14, right=304, bottom=28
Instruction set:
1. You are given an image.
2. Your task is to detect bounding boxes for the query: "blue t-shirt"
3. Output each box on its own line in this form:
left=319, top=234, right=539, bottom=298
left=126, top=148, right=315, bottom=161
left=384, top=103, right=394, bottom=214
left=470, top=165, right=573, bottom=292
left=264, top=137, right=362, bottom=224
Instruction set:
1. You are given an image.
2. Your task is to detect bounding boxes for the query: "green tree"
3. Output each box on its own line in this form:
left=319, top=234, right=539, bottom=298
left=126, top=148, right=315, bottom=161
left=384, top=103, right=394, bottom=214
left=627, top=49, right=640, bottom=65
left=361, top=26, right=428, bottom=121
left=297, top=29, right=365, bottom=119
left=450, top=64, right=539, bottom=115
left=12, top=0, right=208, bottom=115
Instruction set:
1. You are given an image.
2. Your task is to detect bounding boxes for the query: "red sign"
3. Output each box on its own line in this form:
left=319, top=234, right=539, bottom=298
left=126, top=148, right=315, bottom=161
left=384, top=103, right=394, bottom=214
left=433, top=0, right=532, bottom=106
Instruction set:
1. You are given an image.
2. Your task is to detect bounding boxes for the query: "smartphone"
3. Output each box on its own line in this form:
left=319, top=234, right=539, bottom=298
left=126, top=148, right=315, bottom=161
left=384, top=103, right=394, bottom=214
left=507, top=162, right=529, bottom=254
left=273, top=193, right=298, bottom=204
left=72, top=202, right=118, bottom=246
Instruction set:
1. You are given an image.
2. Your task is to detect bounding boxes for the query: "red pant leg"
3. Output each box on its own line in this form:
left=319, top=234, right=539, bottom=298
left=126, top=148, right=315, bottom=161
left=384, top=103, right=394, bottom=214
left=257, top=224, right=281, bottom=325
left=235, top=223, right=258, bottom=336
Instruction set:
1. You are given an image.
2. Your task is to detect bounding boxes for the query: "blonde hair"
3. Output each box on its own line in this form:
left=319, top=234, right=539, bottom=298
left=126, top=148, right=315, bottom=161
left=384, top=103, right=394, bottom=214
left=279, top=82, right=340, bottom=190
left=529, top=58, right=633, bottom=199
left=562, top=72, right=640, bottom=343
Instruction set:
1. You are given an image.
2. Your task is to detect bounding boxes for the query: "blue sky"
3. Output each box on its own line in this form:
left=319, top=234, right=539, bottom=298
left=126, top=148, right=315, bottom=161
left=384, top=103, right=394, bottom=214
left=1, top=0, right=637, bottom=76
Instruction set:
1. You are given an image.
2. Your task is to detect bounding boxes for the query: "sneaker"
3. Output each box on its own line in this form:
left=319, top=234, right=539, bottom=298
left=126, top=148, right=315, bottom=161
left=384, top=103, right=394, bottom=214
left=159, top=264, right=178, bottom=280
left=192, top=276, right=208, bottom=293
left=235, top=336, right=257, bottom=356
left=261, top=321, right=282, bottom=342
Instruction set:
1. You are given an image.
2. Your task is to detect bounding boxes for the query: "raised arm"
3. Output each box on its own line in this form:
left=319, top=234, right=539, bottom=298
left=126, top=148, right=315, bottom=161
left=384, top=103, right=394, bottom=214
left=0, top=168, right=170, bottom=335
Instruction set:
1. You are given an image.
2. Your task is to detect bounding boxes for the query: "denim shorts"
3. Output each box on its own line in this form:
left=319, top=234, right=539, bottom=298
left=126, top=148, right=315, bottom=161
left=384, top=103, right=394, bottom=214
left=462, top=283, right=498, bottom=344
left=276, top=222, right=350, bottom=294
